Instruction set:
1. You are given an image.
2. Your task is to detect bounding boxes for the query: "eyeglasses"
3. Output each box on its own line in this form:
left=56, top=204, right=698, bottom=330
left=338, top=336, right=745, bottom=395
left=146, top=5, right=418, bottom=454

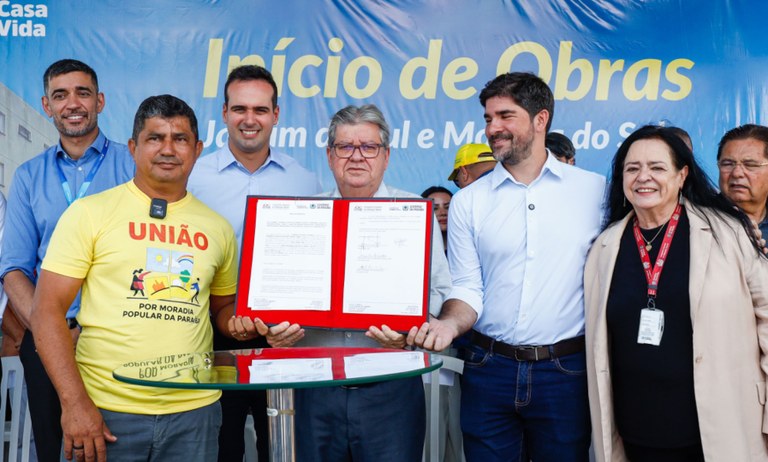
left=331, top=143, right=384, bottom=159
left=717, top=159, right=768, bottom=173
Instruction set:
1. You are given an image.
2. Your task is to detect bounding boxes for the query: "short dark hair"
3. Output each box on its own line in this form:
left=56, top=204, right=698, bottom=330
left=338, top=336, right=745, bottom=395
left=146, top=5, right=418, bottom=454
left=131, top=95, right=199, bottom=141
left=717, top=124, right=768, bottom=160
left=43, top=59, right=99, bottom=94
left=545, top=132, right=575, bottom=160
left=421, top=186, right=453, bottom=199
left=605, top=125, right=762, bottom=255
left=224, top=65, right=278, bottom=108
left=479, top=72, right=555, bottom=131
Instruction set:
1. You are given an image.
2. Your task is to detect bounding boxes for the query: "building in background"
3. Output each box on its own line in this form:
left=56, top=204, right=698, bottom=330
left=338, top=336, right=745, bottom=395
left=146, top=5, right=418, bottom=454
left=0, top=82, right=58, bottom=195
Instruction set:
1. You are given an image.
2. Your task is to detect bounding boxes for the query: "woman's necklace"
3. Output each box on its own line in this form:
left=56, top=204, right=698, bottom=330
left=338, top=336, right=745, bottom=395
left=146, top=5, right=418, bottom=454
left=640, top=222, right=667, bottom=251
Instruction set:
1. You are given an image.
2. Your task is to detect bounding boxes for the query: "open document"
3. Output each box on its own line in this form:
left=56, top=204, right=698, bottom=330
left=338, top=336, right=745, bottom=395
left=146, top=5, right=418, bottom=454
left=237, top=197, right=432, bottom=331
left=248, top=199, right=333, bottom=311
left=344, top=202, right=427, bottom=316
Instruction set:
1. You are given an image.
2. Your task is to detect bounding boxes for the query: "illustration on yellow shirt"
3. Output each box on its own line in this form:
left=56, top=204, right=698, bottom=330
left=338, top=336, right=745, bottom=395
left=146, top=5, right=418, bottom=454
left=127, top=248, right=201, bottom=310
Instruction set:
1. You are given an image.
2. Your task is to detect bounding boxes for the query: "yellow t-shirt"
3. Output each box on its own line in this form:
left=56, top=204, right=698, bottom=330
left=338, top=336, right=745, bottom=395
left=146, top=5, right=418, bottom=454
left=42, top=180, right=238, bottom=414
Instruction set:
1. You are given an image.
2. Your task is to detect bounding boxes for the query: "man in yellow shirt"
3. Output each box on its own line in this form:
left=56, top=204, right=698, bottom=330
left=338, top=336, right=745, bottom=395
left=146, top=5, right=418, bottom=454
left=31, top=95, right=253, bottom=462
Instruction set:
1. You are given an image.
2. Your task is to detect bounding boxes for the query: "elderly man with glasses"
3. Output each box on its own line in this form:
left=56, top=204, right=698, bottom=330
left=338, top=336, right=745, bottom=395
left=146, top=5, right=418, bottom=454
left=251, top=104, right=451, bottom=461
left=717, top=124, right=768, bottom=237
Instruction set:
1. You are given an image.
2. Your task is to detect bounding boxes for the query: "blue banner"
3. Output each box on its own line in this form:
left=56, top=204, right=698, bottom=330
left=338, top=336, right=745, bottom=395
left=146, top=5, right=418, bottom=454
left=2, top=0, right=767, bottom=193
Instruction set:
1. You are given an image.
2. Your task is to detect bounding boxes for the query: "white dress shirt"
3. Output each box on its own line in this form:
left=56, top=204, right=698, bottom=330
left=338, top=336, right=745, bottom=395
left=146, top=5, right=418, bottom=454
left=447, top=155, right=605, bottom=345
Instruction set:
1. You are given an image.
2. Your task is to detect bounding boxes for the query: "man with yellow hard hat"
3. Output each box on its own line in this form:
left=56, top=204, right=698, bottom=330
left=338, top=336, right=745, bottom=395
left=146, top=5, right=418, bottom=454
left=448, top=143, right=496, bottom=188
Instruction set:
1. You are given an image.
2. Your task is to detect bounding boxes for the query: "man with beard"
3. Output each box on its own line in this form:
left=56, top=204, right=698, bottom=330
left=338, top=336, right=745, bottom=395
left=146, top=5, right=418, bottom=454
left=0, top=59, right=134, bottom=460
left=409, top=72, right=605, bottom=462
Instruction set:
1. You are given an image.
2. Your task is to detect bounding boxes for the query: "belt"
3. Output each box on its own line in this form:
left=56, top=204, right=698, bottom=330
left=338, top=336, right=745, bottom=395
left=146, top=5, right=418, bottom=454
left=469, top=330, right=585, bottom=361
left=341, top=382, right=377, bottom=390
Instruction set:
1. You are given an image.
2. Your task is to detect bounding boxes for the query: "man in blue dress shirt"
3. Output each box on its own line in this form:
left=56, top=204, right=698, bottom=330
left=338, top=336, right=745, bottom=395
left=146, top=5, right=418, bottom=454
left=0, top=59, right=135, bottom=461
left=187, top=64, right=321, bottom=462
left=411, top=72, right=605, bottom=462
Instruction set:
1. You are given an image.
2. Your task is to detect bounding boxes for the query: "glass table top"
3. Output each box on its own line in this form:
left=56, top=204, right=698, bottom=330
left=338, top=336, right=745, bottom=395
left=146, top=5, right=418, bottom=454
left=113, top=347, right=442, bottom=390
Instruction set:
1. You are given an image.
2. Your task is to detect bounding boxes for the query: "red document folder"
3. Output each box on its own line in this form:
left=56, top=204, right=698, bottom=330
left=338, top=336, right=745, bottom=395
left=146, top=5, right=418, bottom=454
left=235, top=196, right=433, bottom=331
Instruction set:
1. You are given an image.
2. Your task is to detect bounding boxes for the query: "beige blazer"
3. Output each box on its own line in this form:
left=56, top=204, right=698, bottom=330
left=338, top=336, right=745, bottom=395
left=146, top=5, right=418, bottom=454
left=584, top=202, right=768, bottom=461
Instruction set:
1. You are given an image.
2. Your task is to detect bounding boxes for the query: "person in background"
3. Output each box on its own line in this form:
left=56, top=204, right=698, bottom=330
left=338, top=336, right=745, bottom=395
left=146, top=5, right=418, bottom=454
left=584, top=125, right=768, bottom=461
left=421, top=185, right=452, bottom=251
left=546, top=132, right=576, bottom=165
left=668, top=126, right=693, bottom=151
left=0, top=59, right=134, bottom=461
left=0, top=190, right=10, bottom=363
left=421, top=184, right=462, bottom=461
left=188, top=64, right=321, bottom=462
left=716, top=124, right=768, bottom=238
left=0, top=188, right=37, bottom=461
left=448, top=143, right=496, bottom=188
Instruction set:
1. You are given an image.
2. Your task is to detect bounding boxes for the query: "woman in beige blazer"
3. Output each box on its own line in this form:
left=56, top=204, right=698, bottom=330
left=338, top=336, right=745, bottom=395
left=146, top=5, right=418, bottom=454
left=584, top=125, right=768, bottom=461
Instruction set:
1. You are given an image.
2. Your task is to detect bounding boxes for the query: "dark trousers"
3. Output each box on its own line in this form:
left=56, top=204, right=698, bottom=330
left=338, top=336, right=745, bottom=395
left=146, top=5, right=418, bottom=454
left=19, top=330, right=63, bottom=461
left=460, top=345, right=591, bottom=462
left=213, top=330, right=269, bottom=462
left=217, top=390, right=268, bottom=462
left=623, top=441, right=705, bottom=462
left=295, top=376, right=426, bottom=462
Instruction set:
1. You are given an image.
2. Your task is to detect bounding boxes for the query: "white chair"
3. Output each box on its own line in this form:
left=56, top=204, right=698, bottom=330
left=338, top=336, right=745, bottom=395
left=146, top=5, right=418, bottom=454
left=1, top=356, right=32, bottom=462
left=424, top=354, right=464, bottom=462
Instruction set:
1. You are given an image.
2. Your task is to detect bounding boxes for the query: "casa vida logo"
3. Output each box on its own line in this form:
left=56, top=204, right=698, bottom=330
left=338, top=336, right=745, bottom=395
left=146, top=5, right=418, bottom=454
left=0, top=1, right=47, bottom=37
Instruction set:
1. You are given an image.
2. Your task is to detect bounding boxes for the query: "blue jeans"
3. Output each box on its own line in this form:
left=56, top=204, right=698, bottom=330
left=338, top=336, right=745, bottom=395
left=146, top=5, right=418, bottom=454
left=99, top=401, right=221, bottom=462
left=460, top=344, right=590, bottom=462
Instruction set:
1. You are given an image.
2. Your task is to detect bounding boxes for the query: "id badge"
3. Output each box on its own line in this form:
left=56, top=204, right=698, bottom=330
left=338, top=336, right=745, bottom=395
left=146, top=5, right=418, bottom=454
left=637, top=308, right=664, bottom=346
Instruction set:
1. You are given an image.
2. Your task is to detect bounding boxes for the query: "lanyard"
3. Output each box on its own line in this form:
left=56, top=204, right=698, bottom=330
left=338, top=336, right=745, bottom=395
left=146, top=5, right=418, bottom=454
left=56, top=139, right=109, bottom=206
left=632, top=203, right=682, bottom=301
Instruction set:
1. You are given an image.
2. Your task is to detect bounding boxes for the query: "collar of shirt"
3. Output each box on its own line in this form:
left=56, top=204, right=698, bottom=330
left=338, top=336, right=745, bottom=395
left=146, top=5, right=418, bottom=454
left=56, top=130, right=106, bottom=163
left=216, top=145, right=288, bottom=175
left=326, top=181, right=389, bottom=198
left=489, top=149, right=564, bottom=190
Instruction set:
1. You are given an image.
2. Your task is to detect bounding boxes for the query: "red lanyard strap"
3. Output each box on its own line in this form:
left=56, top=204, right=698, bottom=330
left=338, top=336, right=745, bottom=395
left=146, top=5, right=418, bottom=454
left=632, top=203, right=682, bottom=299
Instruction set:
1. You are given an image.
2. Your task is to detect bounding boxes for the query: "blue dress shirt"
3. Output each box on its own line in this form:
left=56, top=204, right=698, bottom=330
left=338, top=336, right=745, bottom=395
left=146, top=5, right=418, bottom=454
left=0, top=131, right=135, bottom=318
left=0, top=191, right=7, bottom=320
left=759, top=216, right=768, bottom=242
left=447, top=155, right=605, bottom=345
left=188, top=146, right=322, bottom=252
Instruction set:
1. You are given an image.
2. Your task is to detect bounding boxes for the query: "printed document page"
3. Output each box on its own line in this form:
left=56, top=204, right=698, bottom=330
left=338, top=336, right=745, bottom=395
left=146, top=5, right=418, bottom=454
left=343, top=202, right=427, bottom=316
left=248, top=200, right=333, bottom=311
left=248, top=358, right=333, bottom=384
left=344, top=351, right=425, bottom=378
